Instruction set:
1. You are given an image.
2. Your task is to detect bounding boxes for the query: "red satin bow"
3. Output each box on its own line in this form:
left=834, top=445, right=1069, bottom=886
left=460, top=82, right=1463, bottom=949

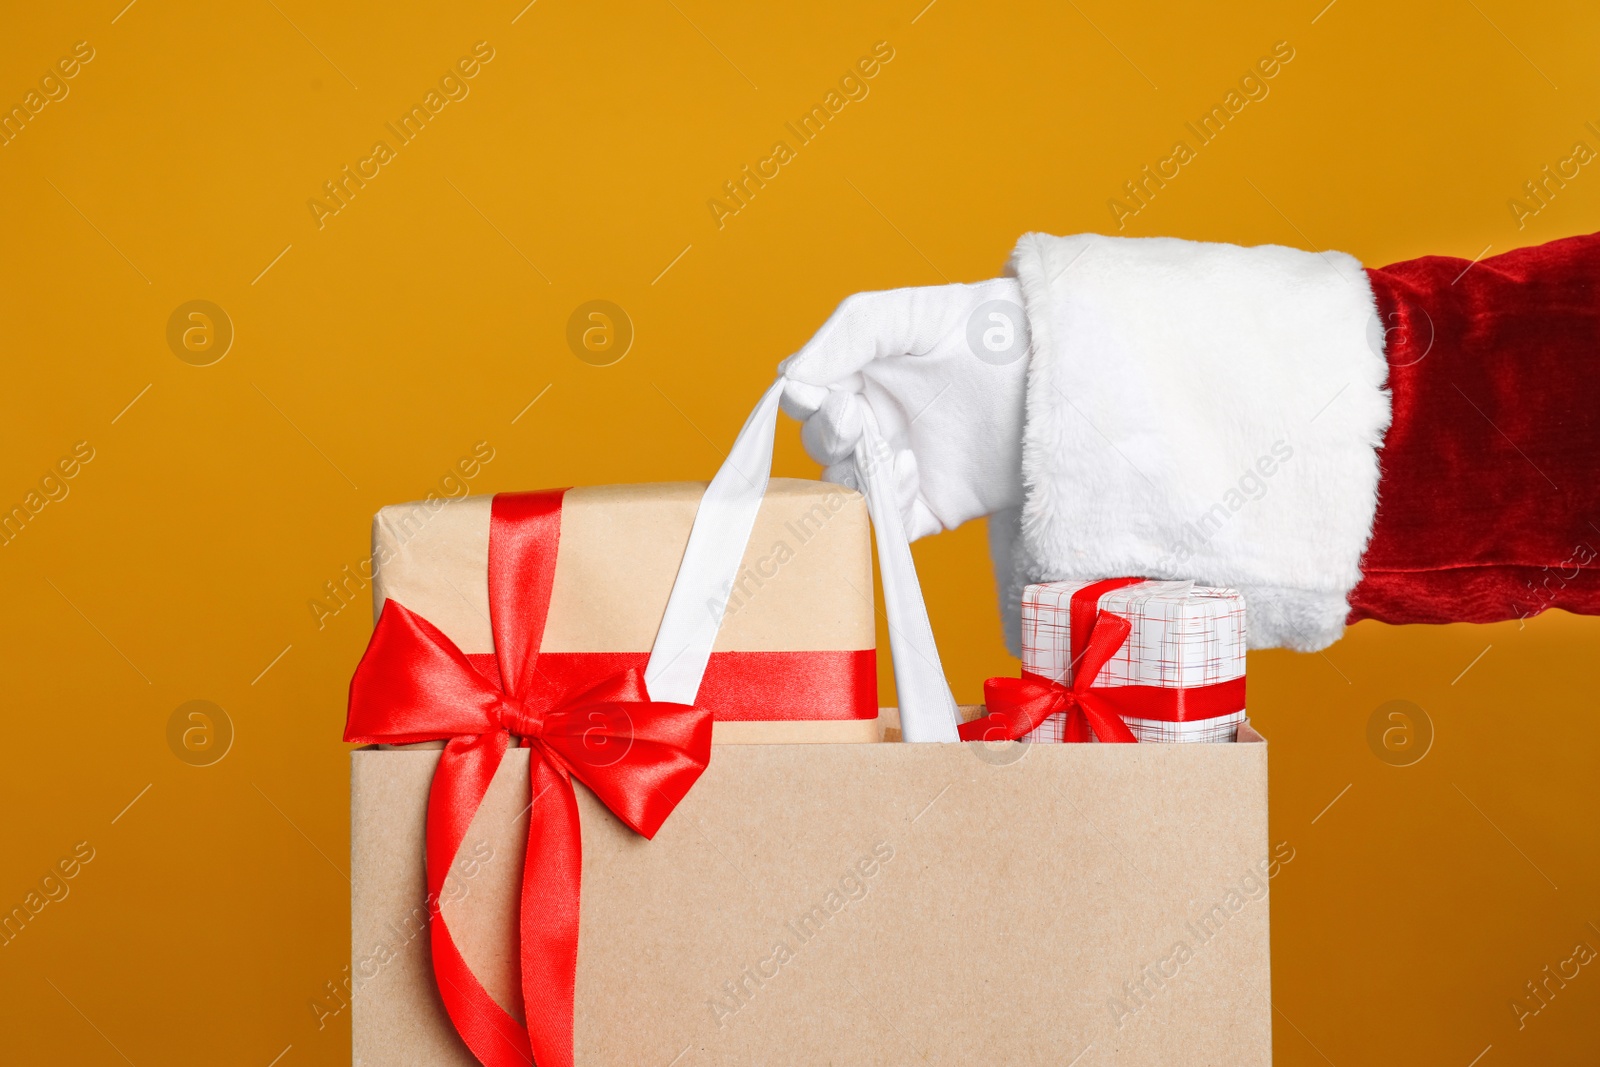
left=345, top=490, right=713, bottom=1067
left=961, top=607, right=1139, bottom=744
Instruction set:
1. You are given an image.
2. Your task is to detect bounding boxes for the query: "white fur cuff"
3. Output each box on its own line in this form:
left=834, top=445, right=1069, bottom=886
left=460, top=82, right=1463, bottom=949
left=999, top=233, right=1392, bottom=651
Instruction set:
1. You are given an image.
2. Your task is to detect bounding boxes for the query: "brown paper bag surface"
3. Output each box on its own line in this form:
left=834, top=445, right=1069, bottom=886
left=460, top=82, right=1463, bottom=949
left=351, top=727, right=1271, bottom=1065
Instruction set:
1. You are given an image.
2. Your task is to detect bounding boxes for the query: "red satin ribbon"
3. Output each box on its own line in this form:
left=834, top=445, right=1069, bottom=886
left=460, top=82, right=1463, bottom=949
left=345, top=490, right=715, bottom=1067
left=962, top=578, right=1246, bottom=743
left=961, top=594, right=1139, bottom=744
left=460, top=649, right=877, bottom=722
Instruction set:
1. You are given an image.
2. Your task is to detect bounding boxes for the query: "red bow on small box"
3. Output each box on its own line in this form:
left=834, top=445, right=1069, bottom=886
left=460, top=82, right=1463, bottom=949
left=961, top=577, right=1247, bottom=744
left=961, top=605, right=1139, bottom=743
left=345, top=490, right=712, bottom=1067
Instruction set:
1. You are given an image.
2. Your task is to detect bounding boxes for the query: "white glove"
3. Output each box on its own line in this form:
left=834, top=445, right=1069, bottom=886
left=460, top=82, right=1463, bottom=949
left=778, top=278, right=1031, bottom=541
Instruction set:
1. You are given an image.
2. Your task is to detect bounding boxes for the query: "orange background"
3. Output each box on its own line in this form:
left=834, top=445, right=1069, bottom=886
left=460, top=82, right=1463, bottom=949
left=3, top=1, right=1598, bottom=1064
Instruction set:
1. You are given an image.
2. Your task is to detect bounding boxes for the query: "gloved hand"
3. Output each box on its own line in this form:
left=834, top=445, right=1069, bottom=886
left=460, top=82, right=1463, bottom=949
left=778, top=278, right=1031, bottom=541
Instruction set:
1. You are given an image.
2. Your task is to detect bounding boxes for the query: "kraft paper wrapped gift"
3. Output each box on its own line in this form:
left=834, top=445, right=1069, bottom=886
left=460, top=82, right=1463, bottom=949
left=350, top=717, right=1273, bottom=1065
left=368, top=479, right=880, bottom=744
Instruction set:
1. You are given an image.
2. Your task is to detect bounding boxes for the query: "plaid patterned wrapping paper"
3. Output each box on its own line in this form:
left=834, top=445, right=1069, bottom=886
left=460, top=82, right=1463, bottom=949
left=1020, top=580, right=1247, bottom=743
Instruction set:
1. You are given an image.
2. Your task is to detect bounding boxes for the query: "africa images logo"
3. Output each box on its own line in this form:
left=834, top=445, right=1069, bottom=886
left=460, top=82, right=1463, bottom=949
left=706, top=42, right=896, bottom=229
left=306, top=42, right=496, bottom=229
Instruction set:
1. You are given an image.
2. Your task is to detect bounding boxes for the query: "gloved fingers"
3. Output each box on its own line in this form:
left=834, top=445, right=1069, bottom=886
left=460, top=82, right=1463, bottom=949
left=904, top=498, right=944, bottom=542
left=799, top=390, right=867, bottom=466
left=779, top=284, right=976, bottom=389
left=779, top=379, right=828, bottom=420
left=779, top=371, right=864, bottom=421
left=824, top=437, right=945, bottom=542
left=821, top=460, right=859, bottom=493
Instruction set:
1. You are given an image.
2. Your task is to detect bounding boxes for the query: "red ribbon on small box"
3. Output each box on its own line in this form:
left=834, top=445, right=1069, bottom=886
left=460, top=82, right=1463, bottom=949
left=961, top=577, right=1247, bottom=744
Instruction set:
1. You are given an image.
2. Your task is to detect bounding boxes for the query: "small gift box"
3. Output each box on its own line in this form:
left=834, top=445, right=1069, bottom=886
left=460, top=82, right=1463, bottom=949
left=1020, top=578, right=1248, bottom=743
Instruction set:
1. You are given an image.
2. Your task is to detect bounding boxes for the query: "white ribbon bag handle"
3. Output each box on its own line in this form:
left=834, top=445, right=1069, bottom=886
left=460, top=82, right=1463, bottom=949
left=644, top=379, right=961, bottom=742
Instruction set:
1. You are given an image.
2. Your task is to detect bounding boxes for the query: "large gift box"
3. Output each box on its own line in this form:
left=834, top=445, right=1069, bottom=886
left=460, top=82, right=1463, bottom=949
left=366, top=480, right=880, bottom=744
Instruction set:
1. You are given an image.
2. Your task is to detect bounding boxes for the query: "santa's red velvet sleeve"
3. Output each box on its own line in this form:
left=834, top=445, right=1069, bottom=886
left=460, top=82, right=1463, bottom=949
left=1353, top=233, right=1600, bottom=625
